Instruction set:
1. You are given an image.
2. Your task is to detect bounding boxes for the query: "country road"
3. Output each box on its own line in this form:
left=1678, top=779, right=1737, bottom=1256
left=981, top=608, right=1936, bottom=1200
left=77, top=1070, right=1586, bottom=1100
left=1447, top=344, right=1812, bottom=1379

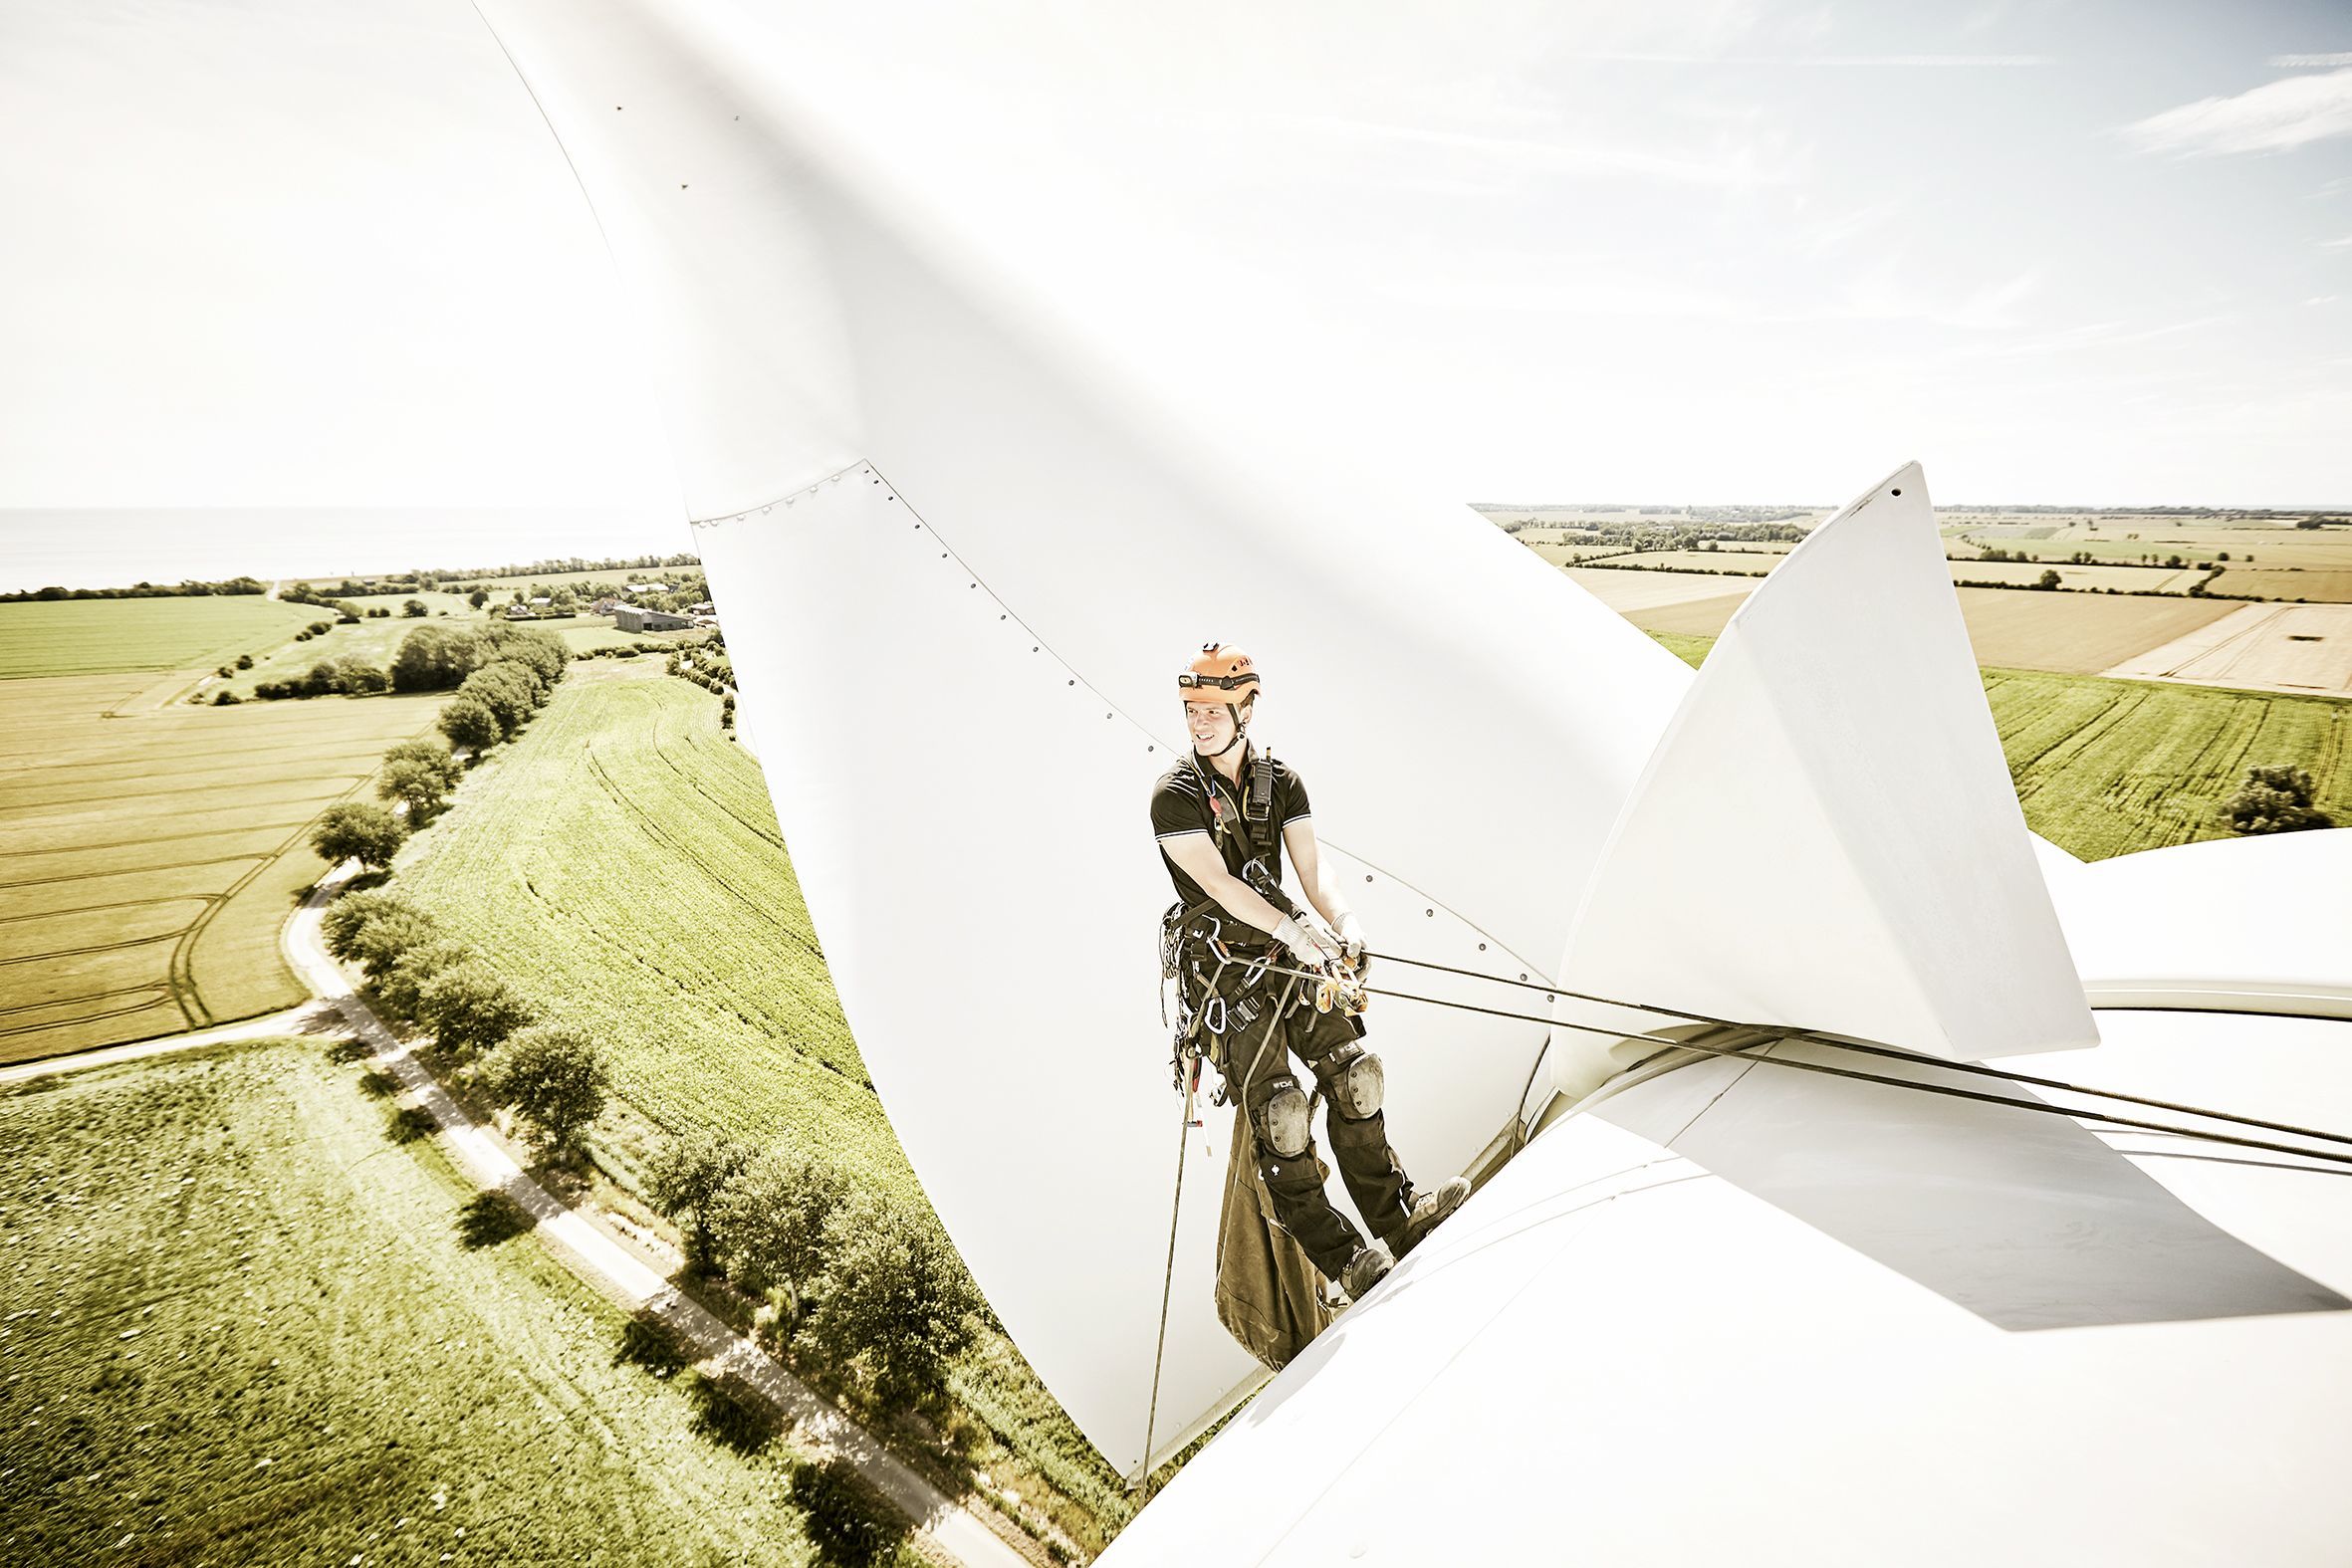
left=14, top=864, right=1046, bottom=1568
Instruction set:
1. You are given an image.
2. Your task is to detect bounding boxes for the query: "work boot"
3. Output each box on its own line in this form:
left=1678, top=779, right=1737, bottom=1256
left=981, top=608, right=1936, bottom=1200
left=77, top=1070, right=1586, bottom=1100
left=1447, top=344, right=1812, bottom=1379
left=1338, top=1242, right=1394, bottom=1303
left=1398, top=1177, right=1472, bottom=1255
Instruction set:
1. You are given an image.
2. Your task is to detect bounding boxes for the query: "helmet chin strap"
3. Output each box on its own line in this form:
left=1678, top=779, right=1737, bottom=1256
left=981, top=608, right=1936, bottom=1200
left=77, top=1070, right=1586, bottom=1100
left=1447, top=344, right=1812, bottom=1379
left=1194, top=699, right=1252, bottom=759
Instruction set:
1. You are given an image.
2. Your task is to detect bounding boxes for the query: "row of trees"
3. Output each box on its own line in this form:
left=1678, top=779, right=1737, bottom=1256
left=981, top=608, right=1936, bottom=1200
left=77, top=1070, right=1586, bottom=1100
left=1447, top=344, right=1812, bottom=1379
left=4, top=575, right=268, bottom=601
left=306, top=628, right=565, bottom=867
left=666, top=649, right=737, bottom=732
left=646, top=1129, right=981, bottom=1414
left=389, top=620, right=564, bottom=693
left=322, top=888, right=607, bottom=1153
left=431, top=628, right=568, bottom=753
left=310, top=734, right=468, bottom=872
left=1499, top=519, right=1811, bottom=549
left=309, top=552, right=700, bottom=598
left=249, top=654, right=390, bottom=701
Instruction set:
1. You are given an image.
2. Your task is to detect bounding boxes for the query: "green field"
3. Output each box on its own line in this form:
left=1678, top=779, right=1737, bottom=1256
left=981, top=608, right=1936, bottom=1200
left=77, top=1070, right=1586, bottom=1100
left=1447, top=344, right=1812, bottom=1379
left=394, top=661, right=894, bottom=1194
left=217, top=607, right=491, bottom=698
left=393, top=658, right=1136, bottom=1550
left=0, top=597, right=318, bottom=680
left=218, top=612, right=703, bottom=698
left=0, top=1040, right=888, bottom=1566
left=337, top=589, right=481, bottom=617
left=0, top=671, right=442, bottom=1061
left=1649, top=631, right=2351, bottom=858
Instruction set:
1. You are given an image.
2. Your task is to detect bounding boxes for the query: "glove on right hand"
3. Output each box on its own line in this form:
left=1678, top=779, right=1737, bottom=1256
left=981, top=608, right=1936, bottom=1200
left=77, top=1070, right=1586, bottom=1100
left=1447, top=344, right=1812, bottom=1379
left=1273, top=914, right=1341, bottom=970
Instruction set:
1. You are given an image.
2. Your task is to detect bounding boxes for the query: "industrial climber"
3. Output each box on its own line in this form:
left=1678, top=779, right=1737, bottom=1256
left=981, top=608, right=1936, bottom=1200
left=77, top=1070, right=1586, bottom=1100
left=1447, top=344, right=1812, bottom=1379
left=1152, top=642, right=1470, bottom=1301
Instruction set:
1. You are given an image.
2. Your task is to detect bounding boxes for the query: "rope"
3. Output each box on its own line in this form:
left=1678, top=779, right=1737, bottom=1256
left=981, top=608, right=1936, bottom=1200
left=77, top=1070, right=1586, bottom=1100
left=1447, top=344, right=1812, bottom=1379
left=1244, top=960, right=2352, bottom=1173
left=1136, top=1072, right=1193, bottom=1491
left=1361, top=950, right=2352, bottom=1156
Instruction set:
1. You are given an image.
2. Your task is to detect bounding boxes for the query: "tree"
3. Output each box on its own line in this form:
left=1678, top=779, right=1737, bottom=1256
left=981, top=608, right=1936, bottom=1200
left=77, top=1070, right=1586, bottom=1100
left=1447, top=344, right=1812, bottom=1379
left=646, top=1128, right=756, bottom=1274
left=349, top=909, right=441, bottom=983
left=391, top=623, right=485, bottom=692
left=322, top=889, right=426, bottom=962
left=485, top=1025, right=609, bottom=1155
left=234, top=653, right=254, bottom=669
left=436, top=694, right=501, bottom=753
left=402, top=597, right=428, bottom=617
left=2223, top=765, right=2331, bottom=835
left=312, top=801, right=405, bottom=870
left=468, top=587, right=489, bottom=610
left=379, top=736, right=464, bottom=804
left=477, top=622, right=568, bottom=688
left=379, top=758, right=451, bottom=819
left=706, top=1141, right=847, bottom=1311
left=2034, top=568, right=2061, bottom=590
left=797, top=1192, right=980, bottom=1411
left=412, top=962, right=534, bottom=1057
left=456, top=660, right=545, bottom=738
left=375, top=938, right=474, bottom=1020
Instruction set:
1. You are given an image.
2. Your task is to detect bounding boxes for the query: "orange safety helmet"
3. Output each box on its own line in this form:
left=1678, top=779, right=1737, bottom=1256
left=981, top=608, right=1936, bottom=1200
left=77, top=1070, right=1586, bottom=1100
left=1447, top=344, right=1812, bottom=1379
left=1177, top=643, right=1261, bottom=704
left=1180, top=642, right=1259, bottom=758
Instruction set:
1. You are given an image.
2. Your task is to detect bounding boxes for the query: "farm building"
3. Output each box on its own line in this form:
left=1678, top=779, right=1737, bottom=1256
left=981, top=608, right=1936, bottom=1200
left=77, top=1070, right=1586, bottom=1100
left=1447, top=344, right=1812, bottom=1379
left=614, top=605, right=692, bottom=632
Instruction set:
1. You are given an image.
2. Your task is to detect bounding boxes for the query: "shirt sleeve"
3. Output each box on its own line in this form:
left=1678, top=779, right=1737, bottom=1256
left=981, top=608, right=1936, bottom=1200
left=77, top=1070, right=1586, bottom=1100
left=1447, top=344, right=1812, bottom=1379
left=1278, top=760, right=1312, bottom=826
left=1150, top=769, right=1212, bottom=840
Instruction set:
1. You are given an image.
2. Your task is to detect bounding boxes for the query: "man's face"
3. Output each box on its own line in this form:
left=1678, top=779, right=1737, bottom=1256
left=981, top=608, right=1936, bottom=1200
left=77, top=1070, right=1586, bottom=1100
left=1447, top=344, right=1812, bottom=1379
left=1187, top=700, right=1235, bottom=754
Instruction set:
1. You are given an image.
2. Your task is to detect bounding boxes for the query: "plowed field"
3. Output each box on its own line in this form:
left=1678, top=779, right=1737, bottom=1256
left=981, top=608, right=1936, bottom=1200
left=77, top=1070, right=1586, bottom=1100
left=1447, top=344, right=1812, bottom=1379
left=0, top=670, right=442, bottom=1061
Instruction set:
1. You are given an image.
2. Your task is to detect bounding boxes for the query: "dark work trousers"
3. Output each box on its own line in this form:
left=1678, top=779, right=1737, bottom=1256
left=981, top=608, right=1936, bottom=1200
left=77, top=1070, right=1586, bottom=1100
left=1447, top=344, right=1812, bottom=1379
left=1211, top=961, right=1415, bottom=1281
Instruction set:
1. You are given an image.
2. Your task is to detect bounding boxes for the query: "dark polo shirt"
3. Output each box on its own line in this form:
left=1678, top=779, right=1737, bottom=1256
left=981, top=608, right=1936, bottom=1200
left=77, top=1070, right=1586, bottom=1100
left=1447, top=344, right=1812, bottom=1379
left=1150, top=750, right=1313, bottom=934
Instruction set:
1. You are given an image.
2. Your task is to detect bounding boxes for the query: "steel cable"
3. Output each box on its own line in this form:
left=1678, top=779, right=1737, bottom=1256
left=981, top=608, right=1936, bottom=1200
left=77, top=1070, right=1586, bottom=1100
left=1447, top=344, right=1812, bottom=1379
left=1361, top=949, right=2352, bottom=1155
left=1244, top=959, right=2352, bottom=1173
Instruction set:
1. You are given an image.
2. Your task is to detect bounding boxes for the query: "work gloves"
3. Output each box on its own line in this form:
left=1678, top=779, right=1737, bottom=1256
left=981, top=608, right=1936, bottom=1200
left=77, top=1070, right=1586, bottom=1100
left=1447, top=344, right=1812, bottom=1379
left=1273, top=914, right=1342, bottom=971
left=1336, top=912, right=1369, bottom=980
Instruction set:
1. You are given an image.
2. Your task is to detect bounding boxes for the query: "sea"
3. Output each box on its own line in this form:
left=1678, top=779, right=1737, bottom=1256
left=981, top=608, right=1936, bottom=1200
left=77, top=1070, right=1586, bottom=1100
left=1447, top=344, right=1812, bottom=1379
left=0, top=508, right=695, bottom=593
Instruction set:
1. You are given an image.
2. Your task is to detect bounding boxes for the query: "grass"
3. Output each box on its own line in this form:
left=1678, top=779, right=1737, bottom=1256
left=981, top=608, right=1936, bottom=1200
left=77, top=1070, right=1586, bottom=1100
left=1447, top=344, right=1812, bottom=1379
left=0, top=598, right=317, bottom=680
left=217, top=608, right=489, bottom=698
left=1647, top=630, right=2351, bottom=859
left=394, top=658, right=1140, bottom=1551
left=0, top=1039, right=917, bottom=1566
left=221, top=611, right=703, bottom=698
left=394, top=661, right=896, bottom=1195
left=2213, top=567, right=2352, bottom=603
left=0, top=667, right=443, bottom=1062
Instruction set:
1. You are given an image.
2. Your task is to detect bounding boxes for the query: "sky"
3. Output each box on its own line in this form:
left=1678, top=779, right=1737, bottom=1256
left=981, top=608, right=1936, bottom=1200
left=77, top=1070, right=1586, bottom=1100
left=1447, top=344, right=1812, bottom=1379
left=1, top=0, right=2349, bottom=588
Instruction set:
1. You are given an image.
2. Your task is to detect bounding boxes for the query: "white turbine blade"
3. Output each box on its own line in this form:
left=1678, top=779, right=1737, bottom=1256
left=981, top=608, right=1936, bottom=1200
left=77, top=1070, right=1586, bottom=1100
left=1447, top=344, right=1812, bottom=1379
left=1102, top=1008, right=2352, bottom=1567
left=476, top=0, right=1691, bottom=1476
left=2055, top=828, right=2352, bottom=1018
left=1556, top=463, right=2097, bottom=1068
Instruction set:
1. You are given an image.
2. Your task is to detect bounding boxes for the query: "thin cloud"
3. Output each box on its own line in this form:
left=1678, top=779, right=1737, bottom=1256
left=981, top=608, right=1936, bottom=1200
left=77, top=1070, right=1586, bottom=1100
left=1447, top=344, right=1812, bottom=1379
left=2324, top=234, right=2352, bottom=249
left=2124, top=67, right=2352, bottom=155
left=1558, top=52, right=2052, bottom=66
left=1278, top=114, right=1786, bottom=188
left=2270, top=54, right=2352, bottom=69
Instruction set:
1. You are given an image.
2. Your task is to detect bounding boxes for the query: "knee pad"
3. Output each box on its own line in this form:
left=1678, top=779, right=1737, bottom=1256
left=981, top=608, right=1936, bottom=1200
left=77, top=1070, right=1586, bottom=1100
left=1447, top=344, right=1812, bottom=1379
left=1327, top=1048, right=1384, bottom=1121
left=1255, top=1079, right=1312, bottom=1158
